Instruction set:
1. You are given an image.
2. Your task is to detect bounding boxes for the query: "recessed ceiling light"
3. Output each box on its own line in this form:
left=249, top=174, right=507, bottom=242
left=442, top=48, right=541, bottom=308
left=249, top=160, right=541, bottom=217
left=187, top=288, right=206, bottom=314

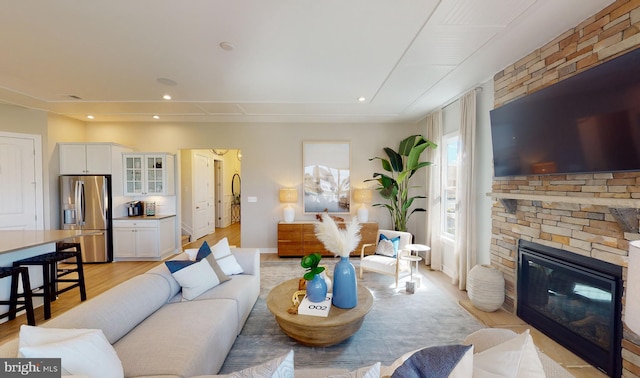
left=153, top=115, right=160, bottom=120
left=86, top=115, right=94, bottom=119
left=357, top=96, right=366, bottom=102
left=219, top=42, right=235, bottom=51
left=163, top=94, right=172, bottom=100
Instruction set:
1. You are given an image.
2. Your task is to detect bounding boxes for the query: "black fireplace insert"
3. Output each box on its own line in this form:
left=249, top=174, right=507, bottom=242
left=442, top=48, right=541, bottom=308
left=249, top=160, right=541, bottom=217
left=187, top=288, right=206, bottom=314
left=517, top=240, right=622, bottom=377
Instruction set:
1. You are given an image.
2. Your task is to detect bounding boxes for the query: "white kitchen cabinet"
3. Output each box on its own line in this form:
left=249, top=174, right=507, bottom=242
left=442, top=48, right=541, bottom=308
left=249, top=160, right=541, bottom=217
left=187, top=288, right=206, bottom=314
left=113, top=216, right=176, bottom=260
left=123, top=153, right=175, bottom=196
left=59, top=143, right=112, bottom=174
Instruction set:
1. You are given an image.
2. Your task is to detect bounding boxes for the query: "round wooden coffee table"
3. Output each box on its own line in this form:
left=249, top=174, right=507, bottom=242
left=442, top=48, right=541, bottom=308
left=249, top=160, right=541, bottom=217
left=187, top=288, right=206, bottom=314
left=266, top=278, right=373, bottom=346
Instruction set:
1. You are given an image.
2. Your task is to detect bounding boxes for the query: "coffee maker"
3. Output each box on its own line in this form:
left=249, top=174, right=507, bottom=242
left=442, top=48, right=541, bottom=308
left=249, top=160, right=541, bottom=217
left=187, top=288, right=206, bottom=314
left=127, top=201, right=144, bottom=216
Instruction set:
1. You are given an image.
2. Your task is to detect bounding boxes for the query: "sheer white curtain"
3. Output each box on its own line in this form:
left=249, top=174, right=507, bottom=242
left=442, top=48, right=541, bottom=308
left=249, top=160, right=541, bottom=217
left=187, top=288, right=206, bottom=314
left=453, top=90, right=478, bottom=290
left=425, top=110, right=443, bottom=271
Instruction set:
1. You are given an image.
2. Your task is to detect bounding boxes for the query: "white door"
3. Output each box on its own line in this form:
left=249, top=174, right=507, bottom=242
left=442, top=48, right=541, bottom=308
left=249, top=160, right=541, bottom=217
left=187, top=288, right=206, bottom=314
left=192, top=151, right=211, bottom=240
left=0, top=133, right=43, bottom=230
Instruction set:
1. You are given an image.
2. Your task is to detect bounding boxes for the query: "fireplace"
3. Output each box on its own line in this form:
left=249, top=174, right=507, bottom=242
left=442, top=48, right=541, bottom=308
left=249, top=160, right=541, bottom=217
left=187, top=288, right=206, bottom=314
left=517, top=240, right=623, bottom=378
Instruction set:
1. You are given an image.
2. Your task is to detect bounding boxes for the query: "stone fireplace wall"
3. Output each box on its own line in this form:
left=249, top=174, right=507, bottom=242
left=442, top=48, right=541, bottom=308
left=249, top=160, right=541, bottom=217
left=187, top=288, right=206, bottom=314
left=490, top=1, right=640, bottom=376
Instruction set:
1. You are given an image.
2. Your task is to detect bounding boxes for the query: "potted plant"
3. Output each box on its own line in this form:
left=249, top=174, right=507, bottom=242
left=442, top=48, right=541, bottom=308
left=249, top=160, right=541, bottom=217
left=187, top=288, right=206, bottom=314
left=300, top=253, right=327, bottom=302
left=366, top=134, right=437, bottom=232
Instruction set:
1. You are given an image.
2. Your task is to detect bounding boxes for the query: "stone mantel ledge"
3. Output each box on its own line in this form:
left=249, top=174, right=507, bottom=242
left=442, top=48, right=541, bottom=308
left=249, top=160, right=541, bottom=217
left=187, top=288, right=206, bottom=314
left=487, top=192, right=640, bottom=208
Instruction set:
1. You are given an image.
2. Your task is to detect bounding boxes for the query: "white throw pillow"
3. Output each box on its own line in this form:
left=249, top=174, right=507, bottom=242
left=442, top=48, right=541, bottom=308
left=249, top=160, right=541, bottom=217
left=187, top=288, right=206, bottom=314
left=473, top=329, right=545, bottom=378
left=375, top=239, right=396, bottom=258
left=213, top=350, right=294, bottom=378
left=166, top=259, right=221, bottom=300
left=328, top=361, right=381, bottom=378
left=18, top=326, right=123, bottom=378
left=211, top=237, right=244, bottom=275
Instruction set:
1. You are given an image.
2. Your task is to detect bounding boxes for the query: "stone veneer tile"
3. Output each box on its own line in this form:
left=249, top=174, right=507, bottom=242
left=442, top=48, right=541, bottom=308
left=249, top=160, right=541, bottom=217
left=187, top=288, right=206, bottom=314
left=492, top=1, right=640, bottom=371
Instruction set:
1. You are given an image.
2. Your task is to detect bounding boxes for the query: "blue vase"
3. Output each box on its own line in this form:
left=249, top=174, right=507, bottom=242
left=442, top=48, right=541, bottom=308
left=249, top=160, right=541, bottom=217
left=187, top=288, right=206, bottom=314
left=306, top=274, right=328, bottom=303
left=332, top=257, right=357, bottom=308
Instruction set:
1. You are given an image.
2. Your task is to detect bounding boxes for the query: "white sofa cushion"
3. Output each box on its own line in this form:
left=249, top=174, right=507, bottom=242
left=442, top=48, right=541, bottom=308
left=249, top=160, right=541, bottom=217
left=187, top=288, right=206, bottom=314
left=42, top=273, right=171, bottom=345
left=473, top=330, right=545, bottom=377
left=165, top=259, right=221, bottom=300
left=199, top=350, right=295, bottom=378
left=18, top=326, right=123, bottom=378
left=114, top=299, right=239, bottom=377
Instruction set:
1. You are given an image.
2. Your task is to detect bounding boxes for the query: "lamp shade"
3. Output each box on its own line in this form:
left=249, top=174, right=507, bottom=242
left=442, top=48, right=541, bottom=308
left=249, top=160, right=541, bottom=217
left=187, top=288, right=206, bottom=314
left=279, top=188, right=298, bottom=203
left=626, top=241, right=640, bottom=335
left=353, top=188, right=373, bottom=204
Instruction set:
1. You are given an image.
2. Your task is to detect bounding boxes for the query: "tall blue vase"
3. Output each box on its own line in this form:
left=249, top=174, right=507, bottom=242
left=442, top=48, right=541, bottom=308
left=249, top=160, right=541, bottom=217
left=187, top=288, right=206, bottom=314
left=332, top=257, right=357, bottom=309
left=306, top=274, right=328, bottom=303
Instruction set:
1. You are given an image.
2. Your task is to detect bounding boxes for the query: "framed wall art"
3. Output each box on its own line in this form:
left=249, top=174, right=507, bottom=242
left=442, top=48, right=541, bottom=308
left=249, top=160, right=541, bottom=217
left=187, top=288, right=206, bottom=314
left=303, top=141, right=350, bottom=214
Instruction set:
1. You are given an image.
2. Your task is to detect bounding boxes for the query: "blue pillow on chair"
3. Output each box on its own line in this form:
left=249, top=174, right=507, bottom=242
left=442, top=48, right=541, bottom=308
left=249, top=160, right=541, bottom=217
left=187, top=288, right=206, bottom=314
left=375, top=234, right=401, bottom=258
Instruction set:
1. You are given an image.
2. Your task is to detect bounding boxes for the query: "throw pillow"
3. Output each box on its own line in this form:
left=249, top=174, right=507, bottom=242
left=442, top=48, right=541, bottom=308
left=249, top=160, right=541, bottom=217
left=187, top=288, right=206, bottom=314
left=165, top=259, right=220, bottom=300
left=473, top=329, right=545, bottom=378
left=376, top=234, right=400, bottom=257
left=195, top=241, right=231, bottom=284
left=212, top=350, right=294, bottom=378
left=17, top=326, right=123, bottom=378
left=375, top=239, right=396, bottom=258
left=211, top=237, right=244, bottom=275
left=328, top=362, right=381, bottom=378
left=390, top=344, right=473, bottom=378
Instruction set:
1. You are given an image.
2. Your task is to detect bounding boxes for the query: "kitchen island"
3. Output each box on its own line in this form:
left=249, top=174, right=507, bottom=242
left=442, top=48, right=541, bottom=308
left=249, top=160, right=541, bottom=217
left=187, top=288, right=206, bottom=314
left=0, top=229, right=100, bottom=322
left=0, top=230, right=100, bottom=256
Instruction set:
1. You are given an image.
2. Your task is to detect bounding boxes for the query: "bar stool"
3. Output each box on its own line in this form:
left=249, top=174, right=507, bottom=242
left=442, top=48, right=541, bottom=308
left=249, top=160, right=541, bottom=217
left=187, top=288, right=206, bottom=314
left=13, top=247, right=87, bottom=320
left=0, top=266, right=36, bottom=325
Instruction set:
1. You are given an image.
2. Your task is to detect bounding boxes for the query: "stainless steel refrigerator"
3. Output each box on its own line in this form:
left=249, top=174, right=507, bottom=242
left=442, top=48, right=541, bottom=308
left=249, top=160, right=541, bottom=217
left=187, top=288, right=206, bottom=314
left=60, top=175, right=112, bottom=262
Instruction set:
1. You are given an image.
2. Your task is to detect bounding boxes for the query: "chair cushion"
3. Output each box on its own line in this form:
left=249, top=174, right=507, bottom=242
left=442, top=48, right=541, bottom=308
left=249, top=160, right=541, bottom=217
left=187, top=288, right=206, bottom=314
left=361, top=255, right=397, bottom=275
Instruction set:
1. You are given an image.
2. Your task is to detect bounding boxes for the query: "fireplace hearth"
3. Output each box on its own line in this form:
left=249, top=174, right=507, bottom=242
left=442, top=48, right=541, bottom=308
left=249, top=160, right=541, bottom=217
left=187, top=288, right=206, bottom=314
left=517, top=240, right=623, bottom=378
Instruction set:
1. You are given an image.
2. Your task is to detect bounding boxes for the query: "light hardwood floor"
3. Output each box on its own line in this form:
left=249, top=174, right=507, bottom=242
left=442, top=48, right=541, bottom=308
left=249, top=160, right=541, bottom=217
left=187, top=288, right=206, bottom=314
left=0, top=223, right=606, bottom=377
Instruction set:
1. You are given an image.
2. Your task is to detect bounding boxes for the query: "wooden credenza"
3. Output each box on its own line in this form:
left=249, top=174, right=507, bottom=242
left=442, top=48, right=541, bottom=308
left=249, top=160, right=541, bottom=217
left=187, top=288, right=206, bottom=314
left=277, top=221, right=378, bottom=257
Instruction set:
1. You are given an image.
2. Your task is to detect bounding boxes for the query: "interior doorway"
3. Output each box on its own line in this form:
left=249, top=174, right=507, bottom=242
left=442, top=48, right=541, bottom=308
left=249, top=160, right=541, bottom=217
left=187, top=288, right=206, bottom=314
left=180, top=148, right=240, bottom=243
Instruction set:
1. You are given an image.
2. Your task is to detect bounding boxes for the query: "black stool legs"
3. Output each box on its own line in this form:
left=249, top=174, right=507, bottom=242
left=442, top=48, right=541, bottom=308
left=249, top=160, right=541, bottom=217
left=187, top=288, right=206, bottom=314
left=0, top=267, right=35, bottom=326
left=13, top=246, right=87, bottom=320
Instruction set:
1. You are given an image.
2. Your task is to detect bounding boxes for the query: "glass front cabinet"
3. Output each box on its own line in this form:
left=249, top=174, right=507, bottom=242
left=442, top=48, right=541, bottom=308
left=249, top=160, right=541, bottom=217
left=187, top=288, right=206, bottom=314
left=123, top=153, right=175, bottom=196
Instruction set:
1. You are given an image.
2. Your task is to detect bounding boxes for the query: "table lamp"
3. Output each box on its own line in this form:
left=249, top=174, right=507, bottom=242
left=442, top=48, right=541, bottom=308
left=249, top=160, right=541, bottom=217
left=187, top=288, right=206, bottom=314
left=279, top=188, right=298, bottom=223
left=353, top=188, right=373, bottom=223
left=627, top=241, right=640, bottom=336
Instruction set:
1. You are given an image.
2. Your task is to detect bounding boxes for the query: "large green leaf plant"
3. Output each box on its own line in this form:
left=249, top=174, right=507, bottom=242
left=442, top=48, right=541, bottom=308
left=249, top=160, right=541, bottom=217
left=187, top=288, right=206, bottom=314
left=366, top=135, right=437, bottom=232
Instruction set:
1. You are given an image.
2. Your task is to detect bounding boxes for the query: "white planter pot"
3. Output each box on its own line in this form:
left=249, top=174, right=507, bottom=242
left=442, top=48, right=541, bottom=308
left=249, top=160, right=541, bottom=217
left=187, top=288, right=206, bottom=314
left=467, top=264, right=505, bottom=312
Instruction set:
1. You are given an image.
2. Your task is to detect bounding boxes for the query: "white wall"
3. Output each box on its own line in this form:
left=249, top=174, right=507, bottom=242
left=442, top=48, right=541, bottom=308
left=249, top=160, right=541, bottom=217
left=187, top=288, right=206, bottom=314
left=84, top=122, right=422, bottom=249
left=0, top=101, right=493, bottom=255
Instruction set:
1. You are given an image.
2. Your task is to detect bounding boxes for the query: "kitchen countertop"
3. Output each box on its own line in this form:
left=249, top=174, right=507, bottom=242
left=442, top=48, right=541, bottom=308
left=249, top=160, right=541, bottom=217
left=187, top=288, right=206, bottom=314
left=0, top=229, right=101, bottom=254
left=113, top=214, right=176, bottom=221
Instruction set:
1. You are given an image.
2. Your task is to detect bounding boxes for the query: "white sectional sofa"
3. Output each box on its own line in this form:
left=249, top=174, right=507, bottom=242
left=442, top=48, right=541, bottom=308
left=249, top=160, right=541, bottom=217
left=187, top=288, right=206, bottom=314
left=0, top=247, right=260, bottom=378
left=0, top=244, right=575, bottom=378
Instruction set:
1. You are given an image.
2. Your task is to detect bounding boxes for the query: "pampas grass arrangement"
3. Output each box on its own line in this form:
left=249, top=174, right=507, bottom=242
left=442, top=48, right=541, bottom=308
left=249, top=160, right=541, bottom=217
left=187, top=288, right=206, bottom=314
left=314, top=213, right=362, bottom=258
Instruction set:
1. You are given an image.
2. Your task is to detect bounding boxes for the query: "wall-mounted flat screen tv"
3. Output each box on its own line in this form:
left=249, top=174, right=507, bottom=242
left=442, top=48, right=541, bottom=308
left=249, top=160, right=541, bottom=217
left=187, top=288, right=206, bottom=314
left=490, top=47, right=640, bottom=177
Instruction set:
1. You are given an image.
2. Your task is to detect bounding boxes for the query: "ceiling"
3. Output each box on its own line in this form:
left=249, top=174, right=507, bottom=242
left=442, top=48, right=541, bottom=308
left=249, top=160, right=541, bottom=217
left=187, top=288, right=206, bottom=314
left=0, top=0, right=614, bottom=124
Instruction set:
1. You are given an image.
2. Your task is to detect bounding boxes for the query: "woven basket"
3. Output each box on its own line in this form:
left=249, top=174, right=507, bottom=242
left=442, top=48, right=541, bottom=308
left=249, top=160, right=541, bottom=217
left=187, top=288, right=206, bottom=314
left=467, top=264, right=505, bottom=312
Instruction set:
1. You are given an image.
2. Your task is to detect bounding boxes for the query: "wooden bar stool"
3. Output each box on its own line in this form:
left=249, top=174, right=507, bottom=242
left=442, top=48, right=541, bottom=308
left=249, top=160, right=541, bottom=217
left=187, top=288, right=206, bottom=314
left=13, top=248, right=87, bottom=320
left=0, top=266, right=35, bottom=325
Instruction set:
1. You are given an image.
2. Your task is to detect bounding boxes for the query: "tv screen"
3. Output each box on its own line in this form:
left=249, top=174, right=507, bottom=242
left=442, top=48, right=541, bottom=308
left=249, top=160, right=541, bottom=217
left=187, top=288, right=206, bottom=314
left=490, top=47, right=640, bottom=177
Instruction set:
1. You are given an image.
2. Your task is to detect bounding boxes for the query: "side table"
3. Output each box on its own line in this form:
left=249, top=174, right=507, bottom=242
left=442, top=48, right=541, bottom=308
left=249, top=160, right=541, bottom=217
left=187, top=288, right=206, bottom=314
left=405, top=243, right=431, bottom=266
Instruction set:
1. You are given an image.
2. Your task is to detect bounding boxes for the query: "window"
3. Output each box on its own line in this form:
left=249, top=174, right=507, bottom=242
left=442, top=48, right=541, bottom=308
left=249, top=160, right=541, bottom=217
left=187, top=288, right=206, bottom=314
left=442, top=133, right=459, bottom=240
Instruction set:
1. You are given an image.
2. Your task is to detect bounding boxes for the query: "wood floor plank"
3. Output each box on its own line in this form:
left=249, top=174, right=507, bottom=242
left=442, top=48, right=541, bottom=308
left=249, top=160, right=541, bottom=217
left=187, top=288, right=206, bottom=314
left=0, top=222, right=240, bottom=345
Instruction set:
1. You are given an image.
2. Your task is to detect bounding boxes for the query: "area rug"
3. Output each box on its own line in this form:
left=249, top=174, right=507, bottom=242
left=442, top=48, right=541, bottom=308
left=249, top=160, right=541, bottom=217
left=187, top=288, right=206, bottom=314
left=219, top=257, right=484, bottom=373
